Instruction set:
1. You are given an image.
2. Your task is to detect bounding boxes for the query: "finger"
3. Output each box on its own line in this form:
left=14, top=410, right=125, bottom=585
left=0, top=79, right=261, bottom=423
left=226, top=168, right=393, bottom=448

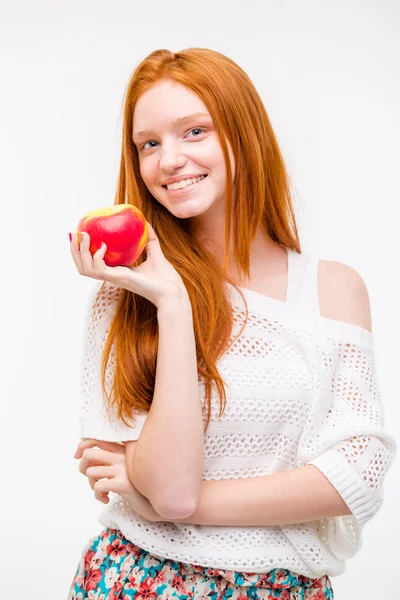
left=78, top=448, right=121, bottom=474
left=144, top=222, right=162, bottom=260
left=79, top=232, right=98, bottom=277
left=86, top=465, right=115, bottom=479
left=96, top=491, right=110, bottom=504
left=70, top=233, right=85, bottom=275
left=74, top=438, right=101, bottom=458
left=74, top=439, right=125, bottom=459
left=80, top=447, right=125, bottom=472
left=79, top=455, right=93, bottom=475
left=145, top=222, right=157, bottom=241
left=87, top=476, right=109, bottom=503
left=95, top=476, right=130, bottom=497
left=74, top=439, right=92, bottom=458
left=88, top=475, right=109, bottom=498
left=92, top=242, right=108, bottom=272
left=78, top=450, right=109, bottom=476
left=88, top=476, right=97, bottom=491
left=94, top=478, right=115, bottom=495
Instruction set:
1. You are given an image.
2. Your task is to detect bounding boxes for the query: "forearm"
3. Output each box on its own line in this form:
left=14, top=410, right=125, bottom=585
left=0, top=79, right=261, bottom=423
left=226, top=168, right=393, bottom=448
left=167, top=465, right=351, bottom=526
left=129, top=294, right=204, bottom=519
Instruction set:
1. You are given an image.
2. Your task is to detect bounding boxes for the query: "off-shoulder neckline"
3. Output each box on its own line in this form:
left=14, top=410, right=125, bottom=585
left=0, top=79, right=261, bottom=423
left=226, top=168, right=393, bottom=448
left=226, top=282, right=375, bottom=349
left=88, top=263, right=375, bottom=349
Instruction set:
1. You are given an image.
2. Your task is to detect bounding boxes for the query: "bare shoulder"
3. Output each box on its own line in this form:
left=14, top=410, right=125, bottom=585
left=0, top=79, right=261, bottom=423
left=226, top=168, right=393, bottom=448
left=317, top=259, right=372, bottom=332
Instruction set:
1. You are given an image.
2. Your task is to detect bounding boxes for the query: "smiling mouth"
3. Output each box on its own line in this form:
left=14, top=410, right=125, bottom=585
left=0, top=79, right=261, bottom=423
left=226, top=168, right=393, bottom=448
left=163, top=174, right=208, bottom=191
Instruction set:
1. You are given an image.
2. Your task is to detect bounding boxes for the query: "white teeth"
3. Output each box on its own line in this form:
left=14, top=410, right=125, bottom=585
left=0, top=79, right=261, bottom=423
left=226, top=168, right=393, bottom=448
left=166, top=175, right=206, bottom=191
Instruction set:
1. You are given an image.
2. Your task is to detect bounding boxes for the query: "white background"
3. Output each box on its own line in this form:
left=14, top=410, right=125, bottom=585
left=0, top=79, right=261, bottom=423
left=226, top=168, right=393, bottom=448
left=1, top=0, right=399, bottom=597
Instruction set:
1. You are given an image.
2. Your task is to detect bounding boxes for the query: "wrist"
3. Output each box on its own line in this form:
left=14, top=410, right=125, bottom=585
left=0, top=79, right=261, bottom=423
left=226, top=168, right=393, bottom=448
left=157, top=291, right=192, bottom=318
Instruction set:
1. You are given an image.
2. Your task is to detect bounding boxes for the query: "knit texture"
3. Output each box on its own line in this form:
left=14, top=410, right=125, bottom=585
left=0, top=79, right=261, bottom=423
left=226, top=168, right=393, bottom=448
left=78, top=254, right=396, bottom=579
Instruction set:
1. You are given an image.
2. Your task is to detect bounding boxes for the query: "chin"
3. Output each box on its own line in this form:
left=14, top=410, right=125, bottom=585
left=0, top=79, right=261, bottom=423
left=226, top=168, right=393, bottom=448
left=169, top=205, right=208, bottom=219
left=156, top=195, right=216, bottom=220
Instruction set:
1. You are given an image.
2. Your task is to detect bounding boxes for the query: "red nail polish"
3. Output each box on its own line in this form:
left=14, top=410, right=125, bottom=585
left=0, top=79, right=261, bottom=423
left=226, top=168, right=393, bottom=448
left=69, top=233, right=72, bottom=242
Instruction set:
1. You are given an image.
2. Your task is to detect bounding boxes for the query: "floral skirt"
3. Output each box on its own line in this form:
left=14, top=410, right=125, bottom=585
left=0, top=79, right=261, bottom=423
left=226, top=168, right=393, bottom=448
left=68, top=528, right=334, bottom=599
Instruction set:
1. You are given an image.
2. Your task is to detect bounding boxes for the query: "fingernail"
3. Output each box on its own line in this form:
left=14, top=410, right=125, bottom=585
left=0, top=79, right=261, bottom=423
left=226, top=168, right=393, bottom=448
left=69, top=233, right=72, bottom=242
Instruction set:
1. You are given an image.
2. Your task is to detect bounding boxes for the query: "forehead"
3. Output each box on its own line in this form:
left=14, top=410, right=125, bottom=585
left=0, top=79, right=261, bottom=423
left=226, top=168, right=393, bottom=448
left=133, top=80, right=209, bottom=132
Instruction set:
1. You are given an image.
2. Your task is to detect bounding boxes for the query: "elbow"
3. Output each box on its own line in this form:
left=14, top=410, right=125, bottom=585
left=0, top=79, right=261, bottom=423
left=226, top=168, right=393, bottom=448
left=153, top=495, right=198, bottom=521
left=127, top=457, right=199, bottom=519
left=126, top=444, right=201, bottom=520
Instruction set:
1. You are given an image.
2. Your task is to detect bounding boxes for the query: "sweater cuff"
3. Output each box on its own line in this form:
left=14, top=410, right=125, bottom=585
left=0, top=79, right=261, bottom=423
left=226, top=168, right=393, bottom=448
left=306, top=447, right=379, bottom=529
left=79, top=410, right=148, bottom=442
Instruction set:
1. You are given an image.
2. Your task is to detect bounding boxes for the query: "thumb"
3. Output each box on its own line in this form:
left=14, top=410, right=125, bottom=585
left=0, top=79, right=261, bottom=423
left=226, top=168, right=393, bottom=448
left=144, top=222, right=162, bottom=258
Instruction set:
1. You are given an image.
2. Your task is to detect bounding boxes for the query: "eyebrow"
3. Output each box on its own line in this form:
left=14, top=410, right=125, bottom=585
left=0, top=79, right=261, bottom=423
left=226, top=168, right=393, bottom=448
left=132, top=112, right=211, bottom=141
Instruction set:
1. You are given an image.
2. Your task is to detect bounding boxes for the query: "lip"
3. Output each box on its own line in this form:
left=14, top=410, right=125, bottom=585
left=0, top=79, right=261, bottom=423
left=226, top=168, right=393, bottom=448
left=164, top=175, right=207, bottom=194
left=162, top=174, right=207, bottom=187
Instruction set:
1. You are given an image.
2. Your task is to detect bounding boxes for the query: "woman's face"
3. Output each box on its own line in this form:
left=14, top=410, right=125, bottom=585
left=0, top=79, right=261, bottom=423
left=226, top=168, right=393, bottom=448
left=132, top=79, right=235, bottom=220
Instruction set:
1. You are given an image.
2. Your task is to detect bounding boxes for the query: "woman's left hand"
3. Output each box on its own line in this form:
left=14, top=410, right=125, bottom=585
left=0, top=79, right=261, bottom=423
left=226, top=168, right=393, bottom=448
left=74, top=438, right=162, bottom=523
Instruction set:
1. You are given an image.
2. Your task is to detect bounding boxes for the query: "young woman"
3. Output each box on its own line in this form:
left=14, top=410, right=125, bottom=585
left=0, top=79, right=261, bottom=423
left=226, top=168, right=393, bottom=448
left=68, top=48, right=396, bottom=599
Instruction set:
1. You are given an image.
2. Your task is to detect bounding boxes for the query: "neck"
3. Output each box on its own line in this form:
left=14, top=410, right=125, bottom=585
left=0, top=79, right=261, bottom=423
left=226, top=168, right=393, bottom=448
left=188, top=200, right=285, bottom=283
left=195, top=224, right=284, bottom=283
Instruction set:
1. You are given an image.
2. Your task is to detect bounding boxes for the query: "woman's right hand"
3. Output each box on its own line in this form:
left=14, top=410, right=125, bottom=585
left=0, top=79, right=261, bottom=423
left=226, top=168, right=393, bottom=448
left=70, top=222, right=190, bottom=309
left=75, top=438, right=163, bottom=521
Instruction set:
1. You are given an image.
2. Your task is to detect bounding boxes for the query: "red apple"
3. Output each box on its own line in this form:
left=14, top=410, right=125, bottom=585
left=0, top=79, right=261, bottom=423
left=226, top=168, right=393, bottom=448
left=76, top=204, right=148, bottom=267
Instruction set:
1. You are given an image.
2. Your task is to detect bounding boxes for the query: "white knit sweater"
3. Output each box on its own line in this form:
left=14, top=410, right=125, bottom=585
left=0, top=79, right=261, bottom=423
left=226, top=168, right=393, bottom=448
left=78, top=249, right=396, bottom=579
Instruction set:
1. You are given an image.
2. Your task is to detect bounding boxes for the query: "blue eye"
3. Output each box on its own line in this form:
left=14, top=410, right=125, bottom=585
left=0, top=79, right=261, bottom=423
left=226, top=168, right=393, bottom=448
left=187, top=128, right=204, bottom=137
left=142, top=140, right=158, bottom=150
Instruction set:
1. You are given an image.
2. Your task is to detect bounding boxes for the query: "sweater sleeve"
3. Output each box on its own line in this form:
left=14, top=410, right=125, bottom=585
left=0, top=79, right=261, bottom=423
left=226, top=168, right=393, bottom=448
left=297, top=328, right=397, bottom=560
left=78, top=281, right=148, bottom=442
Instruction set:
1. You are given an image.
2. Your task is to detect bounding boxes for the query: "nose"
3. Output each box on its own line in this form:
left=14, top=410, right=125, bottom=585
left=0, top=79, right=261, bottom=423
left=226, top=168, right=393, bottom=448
left=159, top=142, right=187, bottom=172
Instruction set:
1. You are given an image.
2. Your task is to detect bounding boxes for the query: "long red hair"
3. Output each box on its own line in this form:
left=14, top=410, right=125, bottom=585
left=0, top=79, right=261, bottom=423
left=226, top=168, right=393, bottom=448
left=93, top=48, right=301, bottom=433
